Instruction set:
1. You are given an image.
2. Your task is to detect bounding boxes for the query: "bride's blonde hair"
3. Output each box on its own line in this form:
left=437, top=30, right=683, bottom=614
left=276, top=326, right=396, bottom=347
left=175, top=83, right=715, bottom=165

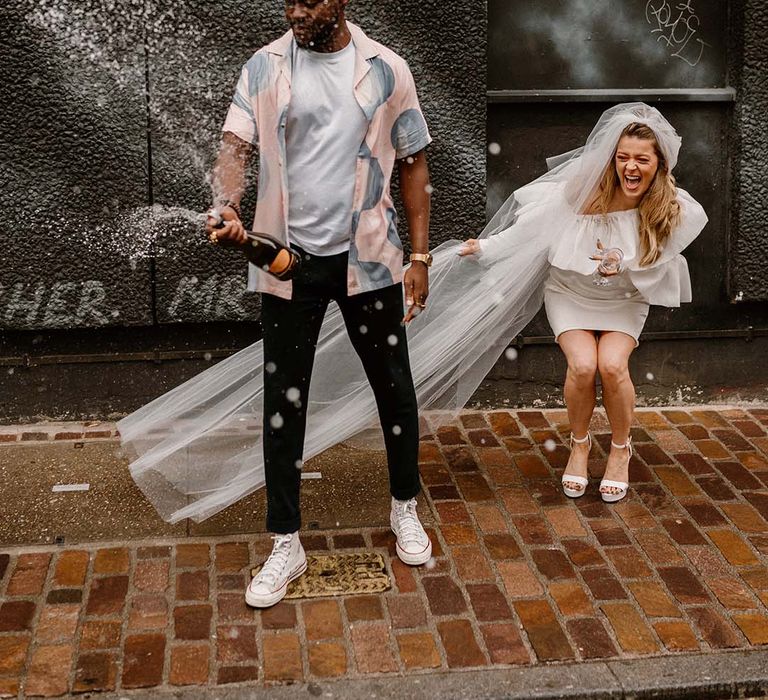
left=594, top=122, right=680, bottom=266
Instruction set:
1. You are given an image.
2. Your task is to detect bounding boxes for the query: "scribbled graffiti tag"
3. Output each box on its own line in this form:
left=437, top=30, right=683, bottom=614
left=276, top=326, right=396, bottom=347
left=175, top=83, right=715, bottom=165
left=645, top=0, right=709, bottom=67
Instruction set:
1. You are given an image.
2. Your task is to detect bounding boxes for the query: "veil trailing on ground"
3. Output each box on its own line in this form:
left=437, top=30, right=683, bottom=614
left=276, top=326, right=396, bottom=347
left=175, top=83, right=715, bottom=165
left=119, top=103, right=685, bottom=523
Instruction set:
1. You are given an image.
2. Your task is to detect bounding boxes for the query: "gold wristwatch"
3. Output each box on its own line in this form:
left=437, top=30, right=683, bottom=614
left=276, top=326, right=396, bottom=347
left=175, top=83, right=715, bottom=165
left=409, top=253, right=433, bottom=267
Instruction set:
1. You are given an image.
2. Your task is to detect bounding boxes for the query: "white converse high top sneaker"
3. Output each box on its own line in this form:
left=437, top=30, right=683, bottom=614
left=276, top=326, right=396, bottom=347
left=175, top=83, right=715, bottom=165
left=245, top=533, right=307, bottom=608
left=390, top=497, right=432, bottom=566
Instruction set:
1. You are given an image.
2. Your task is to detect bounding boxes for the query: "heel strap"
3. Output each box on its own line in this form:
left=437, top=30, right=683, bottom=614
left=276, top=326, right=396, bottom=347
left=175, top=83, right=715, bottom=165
left=570, top=432, right=591, bottom=444
left=610, top=437, right=633, bottom=450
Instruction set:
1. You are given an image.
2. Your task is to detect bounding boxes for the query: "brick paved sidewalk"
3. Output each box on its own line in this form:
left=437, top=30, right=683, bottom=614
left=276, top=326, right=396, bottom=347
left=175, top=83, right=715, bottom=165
left=1, top=406, right=767, bottom=697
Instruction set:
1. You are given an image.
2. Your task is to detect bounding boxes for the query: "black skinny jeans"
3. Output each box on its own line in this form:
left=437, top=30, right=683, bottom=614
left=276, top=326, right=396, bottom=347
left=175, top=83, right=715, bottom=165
left=261, top=247, right=421, bottom=533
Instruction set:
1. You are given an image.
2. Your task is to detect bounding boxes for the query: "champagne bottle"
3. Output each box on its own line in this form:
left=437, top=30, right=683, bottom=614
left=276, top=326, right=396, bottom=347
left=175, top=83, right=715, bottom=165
left=210, top=212, right=301, bottom=281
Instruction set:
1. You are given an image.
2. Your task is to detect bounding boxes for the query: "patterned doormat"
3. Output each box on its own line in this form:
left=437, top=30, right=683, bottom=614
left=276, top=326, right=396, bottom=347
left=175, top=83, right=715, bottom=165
left=251, top=552, right=391, bottom=598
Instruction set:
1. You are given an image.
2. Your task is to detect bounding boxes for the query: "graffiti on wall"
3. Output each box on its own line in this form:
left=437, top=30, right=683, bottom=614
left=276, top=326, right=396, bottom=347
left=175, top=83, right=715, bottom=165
left=0, top=275, right=255, bottom=328
left=166, top=275, right=252, bottom=320
left=0, top=280, right=114, bottom=327
left=645, top=0, right=709, bottom=67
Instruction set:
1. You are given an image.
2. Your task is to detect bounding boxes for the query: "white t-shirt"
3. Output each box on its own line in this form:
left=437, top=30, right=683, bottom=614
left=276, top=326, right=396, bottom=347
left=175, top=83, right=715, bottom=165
left=285, top=41, right=368, bottom=256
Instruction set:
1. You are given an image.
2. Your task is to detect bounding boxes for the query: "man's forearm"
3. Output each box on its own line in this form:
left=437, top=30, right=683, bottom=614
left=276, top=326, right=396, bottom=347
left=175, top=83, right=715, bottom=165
left=211, top=131, right=254, bottom=209
left=398, top=151, right=431, bottom=253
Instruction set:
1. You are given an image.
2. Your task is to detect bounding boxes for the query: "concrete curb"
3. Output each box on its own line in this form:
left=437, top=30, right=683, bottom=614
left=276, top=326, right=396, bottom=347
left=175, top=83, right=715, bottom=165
left=84, top=649, right=768, bottom=700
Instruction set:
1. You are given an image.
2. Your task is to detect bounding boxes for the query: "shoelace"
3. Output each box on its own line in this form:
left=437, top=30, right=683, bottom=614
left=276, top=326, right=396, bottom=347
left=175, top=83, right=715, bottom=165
left=254, top=534, right=293, bottom=587
left=395, top=499, right=424, bottom=545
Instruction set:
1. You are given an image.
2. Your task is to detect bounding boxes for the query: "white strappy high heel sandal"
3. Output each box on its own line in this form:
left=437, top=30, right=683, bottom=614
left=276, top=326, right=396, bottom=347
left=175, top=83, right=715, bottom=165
left=600, top=437, right=633, bottom=503
left=562, top=433, right=591, bottom=498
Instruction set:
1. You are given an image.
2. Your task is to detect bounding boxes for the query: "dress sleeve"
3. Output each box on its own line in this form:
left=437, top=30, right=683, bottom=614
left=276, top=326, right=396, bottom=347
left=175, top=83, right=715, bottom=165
left=628, top=188, right=708, bottom=306
left=477, top=183, right=569, bottom=266
left=633, top=187, right=708, bottom=269
left=477, top=230, right=507, bottom=262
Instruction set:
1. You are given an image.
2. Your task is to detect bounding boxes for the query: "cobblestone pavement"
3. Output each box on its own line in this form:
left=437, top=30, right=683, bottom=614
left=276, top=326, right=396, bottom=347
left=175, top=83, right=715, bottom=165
left=1, top=406, right=767, bottom=697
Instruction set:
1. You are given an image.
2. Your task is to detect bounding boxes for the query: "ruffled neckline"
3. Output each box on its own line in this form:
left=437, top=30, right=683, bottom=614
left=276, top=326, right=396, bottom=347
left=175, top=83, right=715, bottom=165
left=549, top=208, right=642, bottom=275
left=576, top=208, right=638, bottom=219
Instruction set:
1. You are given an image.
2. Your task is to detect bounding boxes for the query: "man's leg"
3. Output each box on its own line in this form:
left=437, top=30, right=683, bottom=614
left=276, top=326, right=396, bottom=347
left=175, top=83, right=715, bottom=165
left=337, top=282, right=421, bottom=500
left=261, top=260, right=330, bottom=534
left=246, top=252, right=332, bottom=608
left=338, top=282, right=430, bottom=565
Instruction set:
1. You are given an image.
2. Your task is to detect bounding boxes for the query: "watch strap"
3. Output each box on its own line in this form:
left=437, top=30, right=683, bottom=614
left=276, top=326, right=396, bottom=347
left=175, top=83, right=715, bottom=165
left=409, top=253, right=433, bottom=267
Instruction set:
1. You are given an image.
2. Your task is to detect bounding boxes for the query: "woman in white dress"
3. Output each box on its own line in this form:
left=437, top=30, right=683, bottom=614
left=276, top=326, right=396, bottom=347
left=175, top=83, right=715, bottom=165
left=119, top=103, right=707, bottom=523
left=460, top=117, right=707, bottom=503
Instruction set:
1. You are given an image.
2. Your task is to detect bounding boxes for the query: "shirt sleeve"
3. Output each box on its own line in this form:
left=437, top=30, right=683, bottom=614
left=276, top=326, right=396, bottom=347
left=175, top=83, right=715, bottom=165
left=391, top=62, right=432, bottom=160
left=222, top=53, right=266, bottom=145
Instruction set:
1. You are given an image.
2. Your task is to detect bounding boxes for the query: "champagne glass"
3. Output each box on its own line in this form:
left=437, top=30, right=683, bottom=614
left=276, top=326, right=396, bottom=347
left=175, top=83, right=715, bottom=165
left=591, top=247, right=624, bottom=287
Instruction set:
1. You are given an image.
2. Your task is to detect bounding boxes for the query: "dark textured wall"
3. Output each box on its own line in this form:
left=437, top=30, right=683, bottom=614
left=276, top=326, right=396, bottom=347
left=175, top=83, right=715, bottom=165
left=488, top=0, right=727, bottom=90
left=730, top=0, right=768, bottom=302
left=0, top=1, right=153, bottom=329
left=0, top=0, right=486, bottom=330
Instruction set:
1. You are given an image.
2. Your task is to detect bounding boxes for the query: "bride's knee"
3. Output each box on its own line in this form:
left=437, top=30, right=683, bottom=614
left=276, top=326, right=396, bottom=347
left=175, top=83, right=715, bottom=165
left=567, top=360, right=597, bottom=384
left=597, top=359, right=630, bottom=385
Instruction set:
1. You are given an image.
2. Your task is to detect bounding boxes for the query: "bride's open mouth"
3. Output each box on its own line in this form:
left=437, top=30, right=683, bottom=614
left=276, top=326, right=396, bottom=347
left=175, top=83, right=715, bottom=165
left=624, top=174, right=642, bottom=191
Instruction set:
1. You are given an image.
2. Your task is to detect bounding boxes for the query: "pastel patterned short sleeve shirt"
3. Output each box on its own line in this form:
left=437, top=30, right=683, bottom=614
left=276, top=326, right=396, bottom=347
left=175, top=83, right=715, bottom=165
left=222, top=22, right=432, bottom=299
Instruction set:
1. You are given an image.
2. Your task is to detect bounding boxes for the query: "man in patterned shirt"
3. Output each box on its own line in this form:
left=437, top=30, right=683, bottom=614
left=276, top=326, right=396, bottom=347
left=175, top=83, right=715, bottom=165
left=206, top=0, right=433, bottom=608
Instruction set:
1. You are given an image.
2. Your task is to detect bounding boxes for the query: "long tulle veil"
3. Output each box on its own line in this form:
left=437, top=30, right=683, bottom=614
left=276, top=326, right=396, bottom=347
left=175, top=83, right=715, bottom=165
left=118, top=103, right=684, bottom=523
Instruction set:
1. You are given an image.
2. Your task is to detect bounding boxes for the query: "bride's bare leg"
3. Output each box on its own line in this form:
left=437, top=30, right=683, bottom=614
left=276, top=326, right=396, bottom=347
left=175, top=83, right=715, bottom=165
left=557, top=330, right=599, bottom=490
left=597, top=332, right=637, bottom=494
